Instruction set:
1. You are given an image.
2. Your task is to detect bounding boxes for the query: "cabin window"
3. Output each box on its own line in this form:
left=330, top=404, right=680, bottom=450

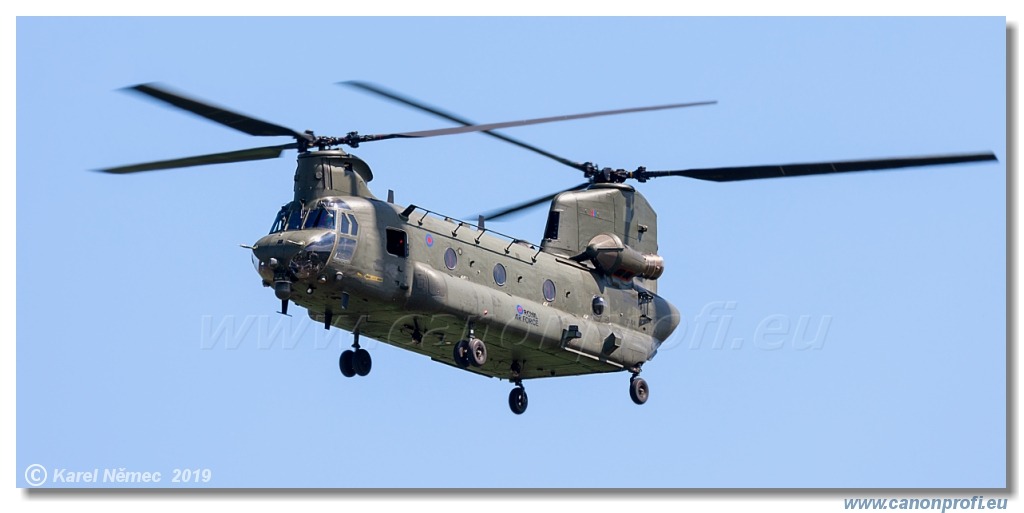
left=542, top=279, right=556, bottom=302
left=386, top=228, right=408, bottom=257
left=493, top=263, right=507, bottom=286
left=592, top=296, right=606, bottom=315
left=444, top=247, right=458, bottom=270
left=544, top=211, right=560, bottom=240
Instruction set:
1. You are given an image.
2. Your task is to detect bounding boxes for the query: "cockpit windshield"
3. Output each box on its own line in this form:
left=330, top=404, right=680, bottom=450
left=269, top=208, right=289, bottom=234
left=270, top=202, right=347, bottom=234
left=286, top=210, right=306, bottom=231
left=270, top=208, right=307, bottom=234
left=302, top=207, right=337, bottom=230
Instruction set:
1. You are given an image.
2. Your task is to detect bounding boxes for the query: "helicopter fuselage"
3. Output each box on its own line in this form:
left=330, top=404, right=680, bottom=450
left=250, top=151, right=680, bottom=382
left=102, top=83, right=997, bottom=413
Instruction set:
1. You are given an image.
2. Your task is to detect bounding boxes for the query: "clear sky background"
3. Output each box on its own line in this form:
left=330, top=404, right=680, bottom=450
left=16, top=17, right=1006, bottom=489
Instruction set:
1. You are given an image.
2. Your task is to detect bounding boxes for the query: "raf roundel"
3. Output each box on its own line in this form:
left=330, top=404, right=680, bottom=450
left=425, top=233, right=434, bottom=247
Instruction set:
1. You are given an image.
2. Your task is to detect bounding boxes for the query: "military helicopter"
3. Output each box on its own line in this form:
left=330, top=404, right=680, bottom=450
left=100, top=82, right=996, bottom=415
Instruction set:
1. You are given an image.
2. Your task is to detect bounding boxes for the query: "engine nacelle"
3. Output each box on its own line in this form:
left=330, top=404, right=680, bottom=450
left=584, top=233, right=665, bottom=280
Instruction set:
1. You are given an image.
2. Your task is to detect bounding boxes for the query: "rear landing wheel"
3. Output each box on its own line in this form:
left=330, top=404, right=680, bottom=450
left=629, top=377, right=649, bottom=405
left=467, top=338, right=487, bottom=367
left=508, top=386, right=528, bottom=415
left=339, top=350, right=355, bottom=378
left=353, top=348, right=372, bottom=377
left=453, top=340, right=471, bottom=368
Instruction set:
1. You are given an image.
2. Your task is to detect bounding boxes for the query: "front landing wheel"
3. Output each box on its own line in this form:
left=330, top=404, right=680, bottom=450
left=508, top=386, right=528, bottom=415
left=629, top=377, right=649, bottom=405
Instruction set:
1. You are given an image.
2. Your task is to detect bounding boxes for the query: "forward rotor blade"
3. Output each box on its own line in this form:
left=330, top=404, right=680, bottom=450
left=479, top=182, right=591, bottom=221
left=98, top=143, right=298, bottom=174
left=644, top=152, right=998, bottom=182
left=372, top=100, right=717, bottom=140
left=343, top=81, right=586, bottom=171
left=127, top=83, right=308, bottom=139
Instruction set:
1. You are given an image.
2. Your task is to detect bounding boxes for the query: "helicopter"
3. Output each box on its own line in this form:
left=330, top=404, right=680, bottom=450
left=100, top=82, right=997, bottom=415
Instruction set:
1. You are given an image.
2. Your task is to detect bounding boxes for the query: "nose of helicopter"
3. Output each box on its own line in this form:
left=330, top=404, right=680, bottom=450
left=252, top=234, right=306, bottom=264
left=251, top=230, right=337, bottom=290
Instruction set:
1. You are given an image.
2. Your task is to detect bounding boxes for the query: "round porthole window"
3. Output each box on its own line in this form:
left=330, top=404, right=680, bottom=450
left=493, top=263, right=507, bottom=286
left=592, top=296, right=606, bottom=315
left=444, top=247, right=458, bottom=270
left=542, top=279, right=556, bottom=302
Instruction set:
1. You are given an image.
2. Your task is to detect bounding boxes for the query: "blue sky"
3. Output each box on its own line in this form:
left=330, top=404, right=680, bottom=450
left=16, top=17, right=1005, bottom=489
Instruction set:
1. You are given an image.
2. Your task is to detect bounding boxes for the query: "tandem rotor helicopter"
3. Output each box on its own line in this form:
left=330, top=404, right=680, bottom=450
left=101, top=82, right=996, bottom=415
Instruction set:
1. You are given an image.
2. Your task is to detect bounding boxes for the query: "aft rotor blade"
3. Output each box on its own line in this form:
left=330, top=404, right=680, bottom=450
left=480, top=182, right=591, bottom=221
left=98, top=143, right=298, bottom=174
left=643, top=152, right=998, bottom=182
left=127, top=83, right=308, bottom=139
left=369, top=100, right=717, bottom=141
left=342, top=81, right=587, bottom=171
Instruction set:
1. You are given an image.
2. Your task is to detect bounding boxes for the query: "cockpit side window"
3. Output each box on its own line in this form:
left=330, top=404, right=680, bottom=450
left=348, top=214, right=359, bottom=236
left=338, top=212, right=350, bottom=234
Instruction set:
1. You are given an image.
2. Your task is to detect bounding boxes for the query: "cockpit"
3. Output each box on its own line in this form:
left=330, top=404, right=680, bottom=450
left=261, top=198, right=361, bottom=271
left=269, top=199, right=357, bottom=235
left=253, top=197, right=365, bottom=287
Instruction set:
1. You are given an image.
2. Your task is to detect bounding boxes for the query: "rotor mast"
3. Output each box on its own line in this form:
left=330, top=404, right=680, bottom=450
left=292, top=150, right=377, bottom=204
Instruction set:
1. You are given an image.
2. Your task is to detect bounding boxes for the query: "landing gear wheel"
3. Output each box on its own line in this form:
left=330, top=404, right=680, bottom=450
left=352, top=348, right=372, bottom=377
left=339, top=350, right=355, bottom=378
left=508, top=386, right=528, bottom=415
left=467, top=338, right=487, bottom=367
left=453, top=340, right=471, bottom=368
left=629, top=377, right=649, bottom=405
